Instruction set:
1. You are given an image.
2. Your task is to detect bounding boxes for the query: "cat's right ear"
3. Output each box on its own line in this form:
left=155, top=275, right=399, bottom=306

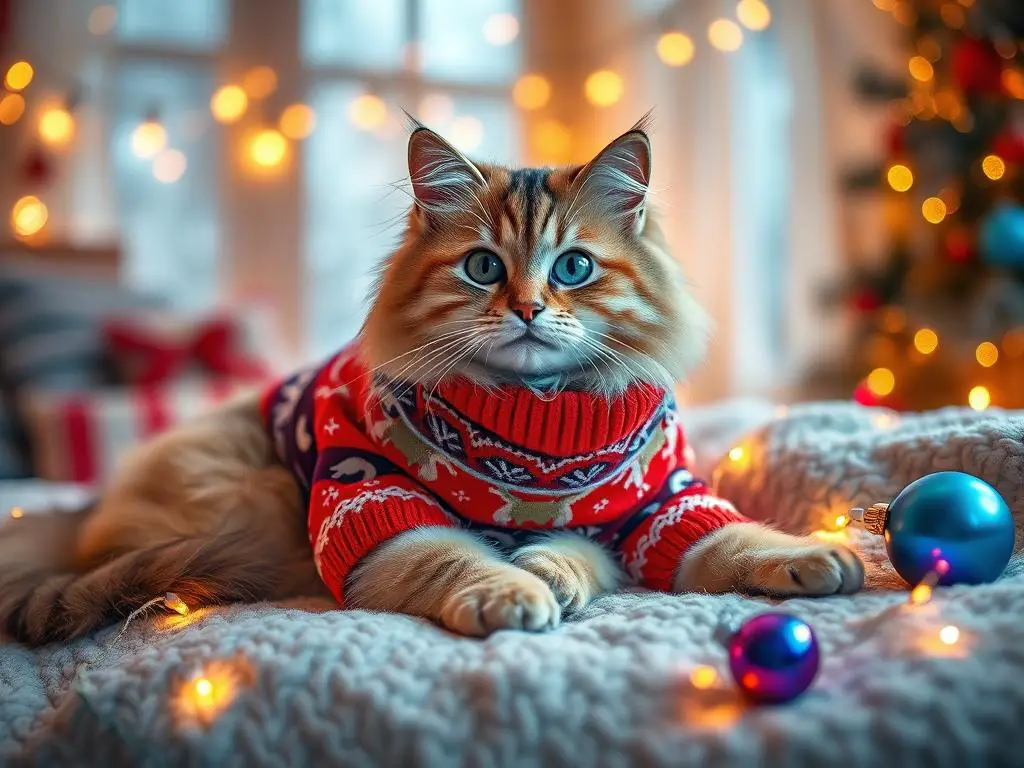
left=407, top=126, right=485, bottom=224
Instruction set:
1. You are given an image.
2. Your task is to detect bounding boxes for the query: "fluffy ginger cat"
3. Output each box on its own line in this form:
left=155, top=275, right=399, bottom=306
left=0, top=119, right=863, bottom=644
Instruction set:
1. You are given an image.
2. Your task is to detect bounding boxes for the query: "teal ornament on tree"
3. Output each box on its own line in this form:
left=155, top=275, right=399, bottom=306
left=980, top=204, right=1024, bottom=268
left=851, top=472, right=1014, bottom=586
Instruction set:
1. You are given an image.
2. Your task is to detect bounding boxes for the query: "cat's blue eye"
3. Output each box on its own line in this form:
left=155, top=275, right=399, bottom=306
left=464, top=250, right=506, bottom=285
left=550, top=251, right=594, bottom=287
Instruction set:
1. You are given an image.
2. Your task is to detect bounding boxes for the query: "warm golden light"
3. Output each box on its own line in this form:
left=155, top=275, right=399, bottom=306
left=940, top=3, right=965, bottom=28
left=4, top=61, right=33, bottom=91
left=194, top=678, right=214, bottom=699
left=348, top=94, right=387, bottom=131
left=246, top=128, right=288, bottom=169
left=917, top=36, right=941, bottom=61
left=867, top=367, right=895, bottom=397
left=163, top=592, right=189, bottom=616
left=279, top=104, right=316, bottom=140
left=690, top=666, right=719, bottom=690
left=728, top=446, right=746, bottom=463
left=887, top=164, right=914, bottom=192
left=419, top=93, right=455, bottom=125
left=881, top=306, right=907, bottom=333
left=874, top=412, right=898, bottom=430
left=0, top=93, right=25, bottom=125
left=908, top=56, right=934, bottom=82
left=243, top=66, right=278, bottom=99
left=130, top=120, right=167, bottom=159
left=939, top=625, right=960, bottom=645
left=834, top=514, right=850, bottom=529
left=512, top=74, right=552, bottom=110
left=968, top=385, right=990, bottom=412
left=38, top=106, right=74, bottom=147
left=1003, top=70, right=1024, bottom=100
left=482, top=12, right=519, bottom=45
left=975, top=341, right=998, bottom=367
left=707, top=19, right=743, bottom=52
left=981, top=154, right=1006, bottom=181
left=921, top=197, right=947, bottom=224
left=210, top=85, right=248, bottom=124
left=532, top=119, right=572, bottom=163
left=10, top=507, right=23, bottom=519
left=12, top=195, right=48, bottom=237
left=892, top=1, right=917, bottom=25
left=913, top=327, right=939, bottom=354
left=657, top=32, right=695, bottom=67
left=584, top=70, right=624, bottom=107
left=736, top=0, right=771, bottom=31
left=88, top=4, right=118, bottom=35
left=449, top=115, right=484, bottom=152
left=872, top=0, right=896, bottom=9
left=909, top=583, right=932, bottom=605
left=153, top=149, right=187, bottom=183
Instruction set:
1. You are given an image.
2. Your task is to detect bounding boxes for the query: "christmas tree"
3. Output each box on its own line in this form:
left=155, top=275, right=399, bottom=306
left=821, top=0, right=1024, bottom=412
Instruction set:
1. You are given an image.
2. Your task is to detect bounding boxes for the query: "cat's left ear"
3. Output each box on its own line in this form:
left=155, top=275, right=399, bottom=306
left=572, top=119, right=652, bottom=233
left=408, top=125, right=486, bottom=225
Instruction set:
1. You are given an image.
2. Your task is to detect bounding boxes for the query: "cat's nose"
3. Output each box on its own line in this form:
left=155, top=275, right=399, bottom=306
left=511, top=301, right=545, bottom=324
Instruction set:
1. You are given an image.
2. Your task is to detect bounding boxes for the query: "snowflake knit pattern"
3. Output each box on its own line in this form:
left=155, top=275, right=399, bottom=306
left=260, top=342, right=748, bottom=605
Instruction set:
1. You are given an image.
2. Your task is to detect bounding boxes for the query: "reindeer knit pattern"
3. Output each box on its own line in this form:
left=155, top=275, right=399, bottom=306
left=260, top=343, right=747, bottom=604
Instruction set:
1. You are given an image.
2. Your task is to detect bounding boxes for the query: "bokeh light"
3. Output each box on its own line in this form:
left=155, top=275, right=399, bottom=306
left=968, top=385, right=990, bottom=411
left=153, top=149, right=187, bottom=183
left=243, top=66, right=278, bottom=99
left=908, top=55, right=934, bottom=82
left=0, top=93, right=26, bottom=125
left=38, top=106, right=74, bottom=147
left=940, top=3, right=965, bottom=28
left=513, top=74, right=552, bottom=110
left=921, top=197, right=947, bottom=224
left=4, top=61, right=33, bottom=91
left=913, top=327, right=939, bottom=354
left=887, top=163, right=913, bottom=191
left=736, top=0, right=771, bottom=31
left=584, top=70, right=624, bottom=107
left=867, top=367, right=895, bottom=397
left=657, top=32, right=695, bottom=67
left=708, top=19, right=743, bottom=52
left=348, top=94, right=387, bottom=131
left=88, top=4, right=117, bottom=35
left=11, top=195, right=48, bottom=237
left=482, top=13, right=519, bottom=45
left=449, top=115, right=484, bottom=152
left=279, top=104, right=316, bottom=140
left=690, top=666, right=719, bottom=690
left=981, top=154, right=1005, bottom=181
left=210, top=85, right=248, bottom=124
left=939, top=625, right=960, bottom=645
left=246, top=128, right=288, bottom=170
left=130, top=120, right=168, bottom=159
left=975, top=341, right=998, bottom=367
left=532, top=118, right=571, bottom=163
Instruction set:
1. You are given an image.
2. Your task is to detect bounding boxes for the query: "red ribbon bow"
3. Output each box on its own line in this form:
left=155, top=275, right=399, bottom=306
left=105, top=316, right=268, bottom=386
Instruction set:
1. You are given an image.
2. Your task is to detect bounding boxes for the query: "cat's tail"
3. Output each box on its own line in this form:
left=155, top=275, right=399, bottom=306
left=0, top=505, right=308, bottom=646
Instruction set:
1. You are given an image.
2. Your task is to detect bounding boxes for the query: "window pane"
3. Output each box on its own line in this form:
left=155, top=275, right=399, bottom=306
left=111, top=63, right=220, bottom=309
left=421, top=0, right=521, bottom=84
left=302, top=0, right=406, bottom=70
left=116, top=0, right=229, bottom=50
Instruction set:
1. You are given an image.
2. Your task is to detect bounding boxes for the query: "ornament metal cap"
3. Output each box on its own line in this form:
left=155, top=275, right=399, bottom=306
left=848, top=503, right=889, bottom=535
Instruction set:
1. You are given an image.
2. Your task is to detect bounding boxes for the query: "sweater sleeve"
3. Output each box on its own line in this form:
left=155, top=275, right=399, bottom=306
left=618, top=423, right=749, bottom=591
left=307, top=399, right=455, bottom=607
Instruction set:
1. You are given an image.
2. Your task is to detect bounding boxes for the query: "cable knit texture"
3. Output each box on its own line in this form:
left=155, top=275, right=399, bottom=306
left=259, top=343, right=745, bottom=603
left=2, top=401, right=1024, bottom=766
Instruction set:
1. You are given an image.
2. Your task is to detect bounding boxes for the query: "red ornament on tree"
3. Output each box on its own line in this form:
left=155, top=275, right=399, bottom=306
left=952, top=38, right=1003, bottom=95
left=992, top=130, right=1024, bottom=164
left=945, top=227, right=974, bottom=263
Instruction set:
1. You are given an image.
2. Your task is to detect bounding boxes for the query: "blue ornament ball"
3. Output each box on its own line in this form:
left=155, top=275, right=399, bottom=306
left=885, top=471, right=1014, bottom=586
left=727, top=612, right=819, bottom=704
left=980, top=204, right=1024, bottom=267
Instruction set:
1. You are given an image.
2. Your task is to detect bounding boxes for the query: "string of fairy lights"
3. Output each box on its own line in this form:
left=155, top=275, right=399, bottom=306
left=1, top=0, right=773, bottom=245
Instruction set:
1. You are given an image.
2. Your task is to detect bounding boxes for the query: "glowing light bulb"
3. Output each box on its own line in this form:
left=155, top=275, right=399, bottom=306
left=512, top=74, right=552, bottom=110
left=243, top=66, right=277, bottom=99
left=130, top=120, right=168, bottom=159
left=940, top=3, right=965, bottom=28
left=0, top=93, right=26, bottom=125
left=908, top=56, right=934, bottom=82
left=939, top=625, right=960, bottom=645
left=934, top=559, right=950, bottom=576
left=921, top=197, right=947, bottom=224
left=584, top=70, right=624, bottom=107
left=707, top=19, right=743, bottom=52
left=210, top=85, right=248, bottom=124
left=38, top=106, right=74, bottom=147
left=657, top=32, right=695, bottom=67
left=279, top=104, right=316, bottom=140
left=909, top=583, right=933, bottom=605
left=11, top=195, right=48, bottom=237
left=968, top=385, right=990, bottom=412
left=975, top=341, right=998, bottom=368
left=194, top=677, right=213, bottom=699
left=866, top=367, right=895, bottom=397
left=690, top=666, right=718, bottom=689
left=887, top=164, right=913, bottom=192
left=163, top=592, right=190, bottom=616
left=834, top=514, right=850, bottom=529
left=152, top=149, right=187, bottom=183
left=981, top=154, right=1005, bottom=181
left=4, top=61, right=33, bottom=91
left=10, top=507, right=24, bottom=519
left=348, top=94, right=387, bottom=131
left=482, top=13, right=519, bottom=45
left=246, top=128, right=288, bottom=170
left=728, top=446, right=746, bottom=463
left=913, top=328, right=939, bottom=354
left=736, top=0, right=771, bottom=31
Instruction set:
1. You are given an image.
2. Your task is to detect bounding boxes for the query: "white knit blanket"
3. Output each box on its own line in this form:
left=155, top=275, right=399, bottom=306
left=2, top=402, right=1023, bottom=767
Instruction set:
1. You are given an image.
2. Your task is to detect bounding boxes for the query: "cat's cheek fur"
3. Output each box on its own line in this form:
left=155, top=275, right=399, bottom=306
left=673, top=522, right=865, bottom=597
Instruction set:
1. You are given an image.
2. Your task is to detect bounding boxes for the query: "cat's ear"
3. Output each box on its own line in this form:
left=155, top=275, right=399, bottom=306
left=407, top=126, right=486, bottom=224
left=571, top=119, right=652, bottom=233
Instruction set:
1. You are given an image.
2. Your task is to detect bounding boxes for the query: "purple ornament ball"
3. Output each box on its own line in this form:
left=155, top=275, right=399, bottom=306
left=727, top=612, right=820, bottom=704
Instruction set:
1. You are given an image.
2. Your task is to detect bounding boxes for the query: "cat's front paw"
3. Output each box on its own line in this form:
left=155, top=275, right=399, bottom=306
left=749, top=544, right=864, bottom=597
left=439, top=566, right=560, bottom=637
left=513, top=548, right=591, bottom=612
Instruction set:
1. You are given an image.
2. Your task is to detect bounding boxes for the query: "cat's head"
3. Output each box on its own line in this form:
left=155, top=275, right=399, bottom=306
left=362, top=116, right=710, bottom=396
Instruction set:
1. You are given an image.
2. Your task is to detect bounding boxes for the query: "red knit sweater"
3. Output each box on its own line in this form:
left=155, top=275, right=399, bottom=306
left=261, top=343, right=747, bottom=605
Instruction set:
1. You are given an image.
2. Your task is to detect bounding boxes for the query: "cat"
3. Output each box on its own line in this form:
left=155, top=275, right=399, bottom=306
left=0, top=117, right=863, bottom=644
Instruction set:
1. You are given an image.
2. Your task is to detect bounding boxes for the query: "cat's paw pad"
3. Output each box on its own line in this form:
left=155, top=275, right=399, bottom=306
left=440, top=567, right=560, bottom=637
left=751, top=544, right=864, bottom=596
left=513, top=549, right=591, bottom=612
